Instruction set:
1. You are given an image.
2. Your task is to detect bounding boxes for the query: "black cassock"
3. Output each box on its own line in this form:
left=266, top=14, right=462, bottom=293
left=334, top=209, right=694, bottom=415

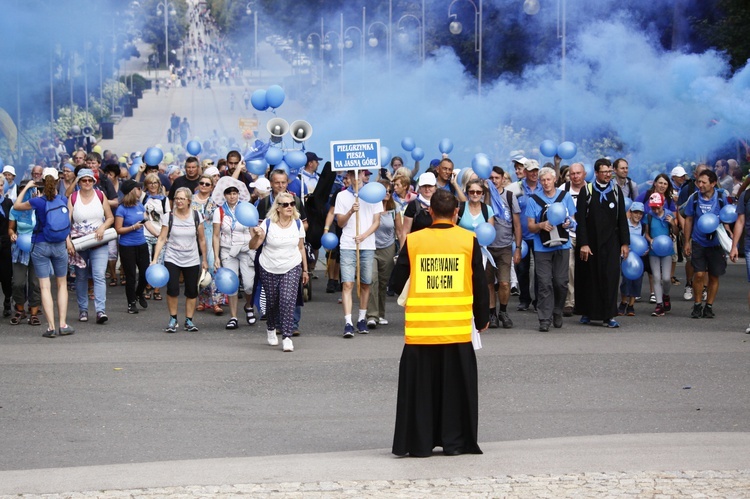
left=574, top=183, right=630, bottom=321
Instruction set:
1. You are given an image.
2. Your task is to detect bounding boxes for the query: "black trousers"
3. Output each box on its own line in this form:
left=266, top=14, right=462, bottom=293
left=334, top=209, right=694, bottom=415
left=119, top=243, right=149, bottom=304
left=0, top=239, right=12, bottom=305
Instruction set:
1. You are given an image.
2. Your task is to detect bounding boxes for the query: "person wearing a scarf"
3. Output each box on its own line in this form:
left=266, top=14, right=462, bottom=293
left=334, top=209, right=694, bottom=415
left=212, top=177, right=256, bottom=329
left=400, top=172, right=437, bottom=241
left=575, top=158, right=630, bottom=328
left=8, top=182, right=42, bottom=325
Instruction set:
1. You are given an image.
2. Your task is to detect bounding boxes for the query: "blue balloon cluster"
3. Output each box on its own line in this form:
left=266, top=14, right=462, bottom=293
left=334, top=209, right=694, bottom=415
left=265, top=147, right=284, bottom=166
left=250, top=85, right=286, bottom=111
left=539, top=140, right=577, bottom=160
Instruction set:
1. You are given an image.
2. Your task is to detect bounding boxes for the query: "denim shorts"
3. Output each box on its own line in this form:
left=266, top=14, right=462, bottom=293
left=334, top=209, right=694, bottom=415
left=31, top=241, right=69, bottom=278
left=340, top=249, right=374, bottom=285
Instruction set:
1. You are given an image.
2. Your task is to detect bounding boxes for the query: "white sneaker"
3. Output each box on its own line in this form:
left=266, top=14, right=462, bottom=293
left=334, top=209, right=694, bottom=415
left=745, top=324, right=750, bottom=334
left=282, top=337, right=294, bottom=352
left=378, top=317, right=389, bottom=325
left=683, top=285, right=693, bottom=301
left=367, top=318, right=377, bottom=329
left=267, top=329, right=278, bottom=346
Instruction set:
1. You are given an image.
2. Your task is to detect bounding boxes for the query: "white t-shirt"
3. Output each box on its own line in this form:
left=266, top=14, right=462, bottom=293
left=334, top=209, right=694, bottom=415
left=213, top=204, right=253, bottom=248
left=334, top=189, right=384, bottom=251
left=258, top=220, right=305, bottom=274
left=162, top=211, right=203, bottom=267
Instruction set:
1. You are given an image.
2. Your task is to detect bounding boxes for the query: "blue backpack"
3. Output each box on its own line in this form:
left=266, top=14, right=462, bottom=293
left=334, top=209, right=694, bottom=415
left=40, top=195, right=71, bottom=242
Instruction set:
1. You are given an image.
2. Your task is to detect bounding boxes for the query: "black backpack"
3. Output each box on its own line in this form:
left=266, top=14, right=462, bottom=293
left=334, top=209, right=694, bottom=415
left=530, top=191, right=569, bottom=247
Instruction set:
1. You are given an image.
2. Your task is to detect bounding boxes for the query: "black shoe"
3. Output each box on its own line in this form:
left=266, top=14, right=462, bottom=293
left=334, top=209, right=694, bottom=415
left=690, top=303, right=703, bottom=319
left=488, top=313, right=499, bottom=329
left=517, top=302, right=530, bottom=312
left=128, top=302, right=139, bottom=314
left=326, top=279, right=336, bottom=293
left=138, top=294, right=148, bottom=309
left=702, top=305, right=715, bottom=319
left=563, top=306, right=574, bottom=317
left=498, top=311, right=513, bottom=329
left=553, top=313, right=563, bottom=328
left=2, top=300, right=10, bottom=318
left=539, top=321, right=550, bottom=332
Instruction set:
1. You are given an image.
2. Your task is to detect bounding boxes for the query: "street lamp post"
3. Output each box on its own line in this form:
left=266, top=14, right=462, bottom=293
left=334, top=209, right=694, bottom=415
left=324, top=16, right=344, bottom=100
left=245, top=2, right=258, bottom=74
left=523, top=0, right=566, bottom=140
left=396, top=14, right=424, bottom=65
left=156, top=1, right=176, bottom=79
left=307, top=18, right=325, bottom=87
left=448, top=0, right=483, bottom=97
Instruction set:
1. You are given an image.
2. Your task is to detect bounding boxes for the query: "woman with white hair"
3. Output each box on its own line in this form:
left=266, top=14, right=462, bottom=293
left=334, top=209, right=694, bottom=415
left=212, top=177, right=256, bottom=329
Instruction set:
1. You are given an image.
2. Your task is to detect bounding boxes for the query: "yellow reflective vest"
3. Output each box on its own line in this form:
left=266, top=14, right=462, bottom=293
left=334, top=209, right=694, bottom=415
left=404, top=224, right=476, bottom=345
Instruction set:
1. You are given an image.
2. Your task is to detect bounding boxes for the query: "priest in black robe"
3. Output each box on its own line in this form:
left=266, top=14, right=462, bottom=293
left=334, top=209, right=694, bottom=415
left=575, top=159, right=630, bottom=327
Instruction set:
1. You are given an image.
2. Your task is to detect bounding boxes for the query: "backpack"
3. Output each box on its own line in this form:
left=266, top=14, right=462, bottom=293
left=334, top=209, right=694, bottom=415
left=167, top=210, right=201, bottom=239
left=530, top=191, right=569, bottom=247
left=457, top=201, right=489, bottom=224
left=71, top=189, right=104, bottom=206
left=646, top=213, right=673, bottom=238
left=262, top=218, right=301, bottom=247
left=39, top=195, right=71, bottom=242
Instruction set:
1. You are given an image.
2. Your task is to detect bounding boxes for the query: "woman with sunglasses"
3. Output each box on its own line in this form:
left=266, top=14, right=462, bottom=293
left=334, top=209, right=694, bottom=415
left=212, top=177, right=256, bottom=329
left=151, top=187, right=209, bottom=333
left=141, top=173, right=170, bottom=301
left=250, top=193, right=308, bottom=352
left=365, top=180, right=400, bottom=330
left=13, top=168, right=75, bottom=338
left=192, top=174, right=224, bottom=315
left=69, top=169, right=115, bottom=324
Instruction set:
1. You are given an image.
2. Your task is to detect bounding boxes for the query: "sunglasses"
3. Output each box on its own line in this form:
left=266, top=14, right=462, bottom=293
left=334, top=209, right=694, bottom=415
left=468, top=190, right=483, bottom=195
left=79, top=178, right=94, bottom=183
left=199, top=181, right=212, bottom=186
left=278, top=202, right=294, bottom=208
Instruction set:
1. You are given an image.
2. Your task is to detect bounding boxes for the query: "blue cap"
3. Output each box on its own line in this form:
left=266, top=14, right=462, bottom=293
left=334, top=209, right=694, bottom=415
left=629, top=201, right=645, bottom=213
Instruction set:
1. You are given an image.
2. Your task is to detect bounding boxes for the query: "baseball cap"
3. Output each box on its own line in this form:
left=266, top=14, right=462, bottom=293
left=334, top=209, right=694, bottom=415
left=524, top=159, right=540, bottom=171
left=306, top=152, right=323, bottom=162
left=253, top=177, right=271, bottom=193
left=2, top=165, right=16, bottom=176
left=629, top=202, right=645, bottom=213
left=418, top=172, right=437, bottom=186
left=42, top=167, right=59, bottom=180
left=670, top=166, right=687, bottom=178
left=204, top=166, right=220, bottom=177
left=512, top=156, right=529, bottom=166
left=120, top=179, right=143, bottom=195
left=648, top=192, right=664, bottom=207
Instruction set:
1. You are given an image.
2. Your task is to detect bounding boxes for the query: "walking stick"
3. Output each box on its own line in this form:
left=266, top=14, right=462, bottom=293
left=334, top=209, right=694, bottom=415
left=355, top=178, right=360, bottom=298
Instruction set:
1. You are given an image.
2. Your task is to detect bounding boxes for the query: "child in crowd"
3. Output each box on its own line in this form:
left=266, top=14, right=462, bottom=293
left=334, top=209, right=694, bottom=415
left=618, top=202, right=646, bottom=316
left=645, top=192, right=678, bottom=316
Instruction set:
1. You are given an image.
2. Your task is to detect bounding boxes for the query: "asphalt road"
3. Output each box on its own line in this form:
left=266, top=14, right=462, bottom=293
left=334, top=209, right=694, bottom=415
left=2, top=261, right=750, bottom=472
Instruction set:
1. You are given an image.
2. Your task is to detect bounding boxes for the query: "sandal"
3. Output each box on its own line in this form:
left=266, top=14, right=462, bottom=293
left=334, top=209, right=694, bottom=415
left=213, top=304, right=224, bottom=316
left=10, top=310, right=26, bottom=325
left=244, top=306, right=256, bottom=325
left=153, top=292, right=163, bottom=301
left=144, top=286, right=154, bottom=300
left=109, top=278, right=118, bottom=287
left=28, top=315, right=41, bottom=326
left=120, top=277, right=126, bottom=286
left=196, top=304, right=205, bottom=312
left=225, top=317, right=239, bottom=330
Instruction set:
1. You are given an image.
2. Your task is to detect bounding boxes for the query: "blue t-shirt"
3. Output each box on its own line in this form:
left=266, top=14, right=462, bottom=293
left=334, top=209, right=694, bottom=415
left=684, top=190, right=721, bottom=247
left=29, top=195, right=68, bottom=243
left=115, top=203, right=147, bottom=246
left=525, top=191, right=577, bottom=253
left=648, top=210, right=673, bottom=239
left=510, top=179, right=544, bottom=241
left=457, top=203, right=495, bottom=232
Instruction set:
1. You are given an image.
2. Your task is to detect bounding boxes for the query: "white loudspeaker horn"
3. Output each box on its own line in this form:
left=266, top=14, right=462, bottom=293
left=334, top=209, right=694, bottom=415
left=267, top=118, right=289, bottom=143
left=290, top=120, right=313, bottom=143
left=82, top=126, right=94, bottom=137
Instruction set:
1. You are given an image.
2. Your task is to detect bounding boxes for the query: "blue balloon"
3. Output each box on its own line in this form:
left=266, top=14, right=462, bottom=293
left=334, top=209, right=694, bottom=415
left=186, top=140, right=202, bottom=156
left=380, top=146, right=391, bottom=166
left=215, top=267, right=240, bottom=295
left=720, top=204, right=738, bottom=223
left=129, top=162, right=140, bottom=177
left=265, top=147, right=284, bottom=166
left=275, top=160, right=289, bottom=176
left=144, top=147, right=164, bottom=166
left=546, top=202, right=567, bottom=226
left=16, top=233, right=32, bottom=253
left=359, top=181, right=386, bottom=204
left=557, top=141, right=577, bottom=160
left=321, top=232, right=339, bottom=250
left=284, top=150, right=307, bottom=170
left=235, top=201, right=259, bottom=227
left=475, top=222, right=495, bottom=246
left=651, top=235, right=673, bottom=257
left=621, top=253, right=644, bottom=280
left=585, top=163, right=595, bottom=182
left=696, top=213, right=720, bottom=234
left=251, top=89, right=268, bottom=111
left=630, top=234, right=649, bottom=257
left=512, top=240, right=529, bottom=259
left=472, top=153, right=492, bottom=179
left=439, top=138, right=453, bottom=154
left=624, top=197, right=633, bottom=212
left=540, top=140, right=557, bottom=158
left=146, top=264, right=170, bottom=288
left=265, top=85, right=286, bottom=108
left=247, top=159, right=267, bottom=176
left=401, top=137, right=415, bottom=152
left=411, top=147, right=424, bottom=161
